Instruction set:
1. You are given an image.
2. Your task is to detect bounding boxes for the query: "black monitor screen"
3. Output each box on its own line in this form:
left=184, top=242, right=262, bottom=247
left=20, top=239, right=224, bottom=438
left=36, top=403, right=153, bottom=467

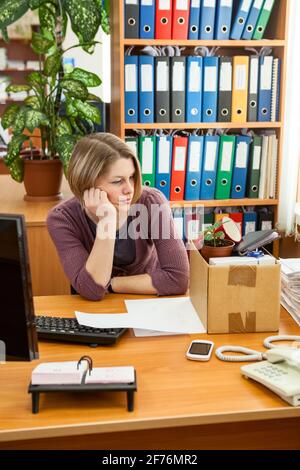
left=0, top=214, right=38, bottom=361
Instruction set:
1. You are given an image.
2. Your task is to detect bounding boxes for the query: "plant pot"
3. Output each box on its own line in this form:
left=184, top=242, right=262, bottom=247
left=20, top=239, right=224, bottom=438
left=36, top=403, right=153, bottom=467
left=200, top=240, right=235, bottom=262
left=23, top=158, right=63, bottom=202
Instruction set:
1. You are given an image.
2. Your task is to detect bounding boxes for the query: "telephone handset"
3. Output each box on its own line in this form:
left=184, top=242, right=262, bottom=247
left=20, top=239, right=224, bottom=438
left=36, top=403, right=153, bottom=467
left=241, top=347, right=300, bottom=406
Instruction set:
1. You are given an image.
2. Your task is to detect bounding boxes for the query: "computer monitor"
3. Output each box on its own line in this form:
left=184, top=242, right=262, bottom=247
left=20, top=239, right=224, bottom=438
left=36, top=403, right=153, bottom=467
left=0, top=214, right=39, bottom=361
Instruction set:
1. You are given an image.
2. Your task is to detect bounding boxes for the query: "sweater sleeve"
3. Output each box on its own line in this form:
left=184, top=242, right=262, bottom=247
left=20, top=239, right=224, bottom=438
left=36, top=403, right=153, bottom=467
left=47, top=207, right=107, bottom=301
left=144, top=189, right=189, bottom=295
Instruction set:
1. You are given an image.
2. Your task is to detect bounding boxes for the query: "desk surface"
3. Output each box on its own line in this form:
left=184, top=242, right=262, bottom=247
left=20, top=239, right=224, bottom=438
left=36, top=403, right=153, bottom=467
left=0, top=175, right=72, bottom=226
left=0, top=294, right=300, bottom=444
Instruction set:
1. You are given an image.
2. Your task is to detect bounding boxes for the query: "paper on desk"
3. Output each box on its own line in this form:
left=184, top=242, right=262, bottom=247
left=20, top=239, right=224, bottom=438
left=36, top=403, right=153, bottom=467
left=76, top=297, right=205, bottom=334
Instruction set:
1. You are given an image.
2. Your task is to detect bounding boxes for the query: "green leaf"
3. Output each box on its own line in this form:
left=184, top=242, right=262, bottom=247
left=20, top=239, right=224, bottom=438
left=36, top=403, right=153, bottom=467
left=29, top=0, right=49, bottom=8
left=56, top=117, right=72, bottom=137
left=6, top=84, right=31, bottom=93
left=66, top=99, right=78, bottom=118
left=24, top=109, right=49, bottom=132
left=1, top=103, right=19, bottom=129
left=73, top=99, right=101, bottom=124
left=8, top=156, right=24, bottom=182
left=215, top=232, right=225, bottom=239
left=61, top=79, right=88, bottom=100
left=31, top=31, right=54, bottom=54
left=23, top=95, right=40, bottom=109
left=100, top=5, right=110, bottom=35
left=66, top=67, right=101, bottom=87
left=27, top=71, right=47, bottom=89
left=205, top=234, right=213, bottom=241
left=38, top=4, right=56, bottom=41
left=0, top=0, right=29, bottom=30
left=1, top=27, right=9, bottom=42
left=55, top=134, right=78, bottom=172
left=87, top=93, right=101, bottom=102
left=13, top=107, right=27, bottom=134
left=44, top=51, right=62, bottom=77
left=63, top=0, right=101, bottom=53
left=4, top=134, right=29, bottom=165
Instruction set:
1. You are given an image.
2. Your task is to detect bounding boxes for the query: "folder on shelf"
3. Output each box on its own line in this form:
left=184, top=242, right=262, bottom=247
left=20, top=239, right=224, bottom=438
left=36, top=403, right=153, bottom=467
left=200, top=134, right=220, bottom=200
left=228, top=210, right=243, bottom=237
left=170, top=135, right=188, bottom=201
left=125, top=136, right=139, bottom=157
left=155, top=0, right=173, bottom=39
left=257, top=207, right=274, bottom=231
left=124, top=55, right=138, bottom=123
left=124, top=0, right=139, bottom=38
left=268, top=133, right=278, bottom=199
left=258, top=133, right=269, bottom=199
left=215, top=0, right=233, bottom=40
left=186, top=56, right=203, bottom=123
left=203, top=208, right=214, bottom=230
left=232, top=55, right=249, bottom=123
left=170, top=56, right=186, bottom=123
left=139, top=135, right=156, bottom=187
left=139, top=55, right=154, bottom=123
left=188, top=0, right=201, bottom=39
left=258, top=55, right=273, bottom=122
left=231, top=135, right=251, bottom=199
left=218, top=56, right=232, bottom=122
left=230, top=0, right=253, bottom=40
left=215, top=134, right=236, bottom=200
left=271, top=57, right=281, bottom=122
left=140, top=0, right=155, bottom=39
left=185, top=134, right=204, bottom=200
left=155, top=134, right=173, bottom=200
left=242, top=0, right=265, bottom=40
left=247, top=55, right=259, bottom=122
left=200, top=0, right=217, bottom=40
left=155, top=57, right=170, bottom=123
left=202, top=56, right=219, bottom=123
left=253, top=0, right=275, bottom=40
left=242, top=209, right=257, bottom=235
left=172, top=0, right=190, bottom=39
left=214, top=210, right=229, bottom=223
left=172, top=207, right=184, bottom=240
left=247, top=135, right=262, bottom=198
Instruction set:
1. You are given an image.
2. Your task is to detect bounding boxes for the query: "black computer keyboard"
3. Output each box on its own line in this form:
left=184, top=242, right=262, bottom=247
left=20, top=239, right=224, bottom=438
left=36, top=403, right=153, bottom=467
left=36, top=316, right=127, bottom=346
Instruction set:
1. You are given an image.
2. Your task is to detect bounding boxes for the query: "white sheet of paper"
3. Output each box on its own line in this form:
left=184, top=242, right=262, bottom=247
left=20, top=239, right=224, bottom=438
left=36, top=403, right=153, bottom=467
left=76, top=297, right=205, bottom=334
left=133, top=329, right=184, bottom=337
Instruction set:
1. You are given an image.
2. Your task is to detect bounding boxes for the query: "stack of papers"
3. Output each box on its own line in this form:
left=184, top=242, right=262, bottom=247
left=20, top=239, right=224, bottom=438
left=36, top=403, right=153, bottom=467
left=280, top=258, right=300, bottom=326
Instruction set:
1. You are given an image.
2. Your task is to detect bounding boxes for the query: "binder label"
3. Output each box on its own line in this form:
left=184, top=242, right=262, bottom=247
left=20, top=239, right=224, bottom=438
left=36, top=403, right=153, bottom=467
left=205, top=142, right=217, bottom=171
left=141, top=64, right=153, bottom=91
left=220, top=62, right=232, bottom=91
left=241, top=0, right=251, bottom=12
left=189, top=141, right=201, bottom=171
left=221, top=142, right=233, bottom=172
left=261, top=57, right=273, bottom=90
left=204, top=67, right=217, bottom=92
left=236, top=142, right=247, bottom=168
left=253, top=0, right=264, bottom=8
left=126, top=0, right=138, bottom=4
left=264, top=0, right=274, bottom=11
left=125, top=64, right=137, bottom=92
left=235, top=65, right=247, bottom=90
left=174, top=147, right=186, bottom=171
left=173, top=62, right=185, bottom=91
left=203, top=0, right=216, bottom=6
left=221, top=0, right=232, bottom=6
left=142, top=139, right=154, bottom=174
left=159, top=0, right=171, bottom=9
left=191, top=0, right=201, bottom=6
left=141, top=0, right=154, bottom=5
left=189, top=61, right=201, bottom=92
left=253, top=146, right=261, bottom=170
left=250, top=58, right=259, bottom=94
left=158, top=138, right=170, bottom=173
left=176, top=0, right=188, bottom=8
left=157, top=62, right=169, bottom=91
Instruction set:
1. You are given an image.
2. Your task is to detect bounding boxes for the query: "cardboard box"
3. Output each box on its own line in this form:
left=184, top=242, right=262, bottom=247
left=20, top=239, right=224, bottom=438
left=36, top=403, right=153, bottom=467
left=189, top=243, right=281, bottom=334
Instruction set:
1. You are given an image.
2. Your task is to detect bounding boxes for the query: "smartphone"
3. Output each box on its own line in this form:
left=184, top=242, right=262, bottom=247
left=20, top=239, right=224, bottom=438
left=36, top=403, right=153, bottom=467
left=186, top=340, right=214, bottom=361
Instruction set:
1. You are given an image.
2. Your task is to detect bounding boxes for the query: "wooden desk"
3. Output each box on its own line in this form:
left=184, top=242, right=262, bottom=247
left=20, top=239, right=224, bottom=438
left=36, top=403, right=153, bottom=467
left=0, top=294, right=299, bottom=450
left=0, top=175, right=72, bottom=295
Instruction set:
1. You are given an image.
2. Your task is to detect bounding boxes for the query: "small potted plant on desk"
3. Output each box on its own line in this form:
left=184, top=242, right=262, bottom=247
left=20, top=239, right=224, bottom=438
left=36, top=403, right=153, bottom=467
left=0, top=1, right=109, bottom=201
left=200, top=217, right=241, bottom=262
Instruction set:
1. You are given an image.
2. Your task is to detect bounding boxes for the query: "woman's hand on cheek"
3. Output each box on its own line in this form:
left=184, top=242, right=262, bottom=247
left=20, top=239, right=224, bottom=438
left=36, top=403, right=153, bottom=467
left=83, top=188, right=116, bottom=221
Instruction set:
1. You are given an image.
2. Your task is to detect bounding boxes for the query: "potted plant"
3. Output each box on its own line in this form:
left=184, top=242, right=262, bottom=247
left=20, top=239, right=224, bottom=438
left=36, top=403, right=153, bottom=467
left=0, top=0, right=109, bottom=201
left=200, top=218, right=238, bottom=261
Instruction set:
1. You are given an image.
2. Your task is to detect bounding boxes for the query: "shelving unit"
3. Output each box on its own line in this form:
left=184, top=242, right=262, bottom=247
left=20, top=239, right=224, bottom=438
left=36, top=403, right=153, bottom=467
left=110, top=0, right=289, bottom=222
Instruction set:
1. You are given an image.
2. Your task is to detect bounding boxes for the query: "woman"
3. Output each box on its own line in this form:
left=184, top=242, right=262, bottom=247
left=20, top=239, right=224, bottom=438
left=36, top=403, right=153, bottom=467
left=47, top=133, right=189, bottom=300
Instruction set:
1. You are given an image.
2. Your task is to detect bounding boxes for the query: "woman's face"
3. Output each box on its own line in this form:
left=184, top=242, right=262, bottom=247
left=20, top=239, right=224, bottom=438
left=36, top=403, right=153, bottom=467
left=95, top=157, right=135, bottom=211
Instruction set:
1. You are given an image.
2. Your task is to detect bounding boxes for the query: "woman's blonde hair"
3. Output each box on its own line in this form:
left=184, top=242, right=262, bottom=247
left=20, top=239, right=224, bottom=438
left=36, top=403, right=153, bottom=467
left=68, top=133, right=142, bottom=205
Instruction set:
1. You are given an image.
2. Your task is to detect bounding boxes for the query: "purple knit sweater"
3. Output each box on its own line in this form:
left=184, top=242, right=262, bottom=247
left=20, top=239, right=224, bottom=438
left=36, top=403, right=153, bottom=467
left=47, top=186, right=189, bottom=300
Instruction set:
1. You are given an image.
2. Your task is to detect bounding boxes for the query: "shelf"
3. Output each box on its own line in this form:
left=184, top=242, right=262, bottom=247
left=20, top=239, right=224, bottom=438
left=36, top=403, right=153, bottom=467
left=169, top=199, right=279, bottom=208
left=123, top=39, right=286, bottom=48
left=125, top=122, right=282, bottom=130
left=0, top=68, right=37, bottom=72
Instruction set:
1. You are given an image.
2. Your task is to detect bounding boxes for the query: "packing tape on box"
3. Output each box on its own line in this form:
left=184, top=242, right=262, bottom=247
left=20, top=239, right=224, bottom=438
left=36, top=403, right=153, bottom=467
left=228, top=312, right=256, bottom=333
left=228, top=265, right=257, bottom=287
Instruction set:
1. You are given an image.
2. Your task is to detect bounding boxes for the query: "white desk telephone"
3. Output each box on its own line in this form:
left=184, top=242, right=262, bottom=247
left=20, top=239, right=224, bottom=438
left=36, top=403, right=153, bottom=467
left=215, top=336, right=300, bottom=406
left=241, top=347, right=300, bottom=407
